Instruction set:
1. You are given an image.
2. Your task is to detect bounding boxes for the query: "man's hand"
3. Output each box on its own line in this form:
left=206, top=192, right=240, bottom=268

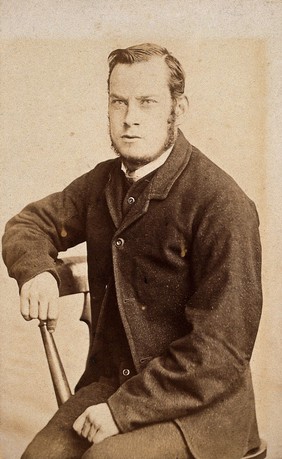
left=20, top=272, right=59, bottom=332
left=73, top=403, right=119, bottom=444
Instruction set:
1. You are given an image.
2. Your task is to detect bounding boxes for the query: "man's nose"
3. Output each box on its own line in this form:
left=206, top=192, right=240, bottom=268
left=124, top=101, right=140, bottom=126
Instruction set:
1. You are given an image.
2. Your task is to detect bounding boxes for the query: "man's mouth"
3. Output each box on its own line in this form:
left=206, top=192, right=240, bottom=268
left=121, top=135, right=142, bottom=143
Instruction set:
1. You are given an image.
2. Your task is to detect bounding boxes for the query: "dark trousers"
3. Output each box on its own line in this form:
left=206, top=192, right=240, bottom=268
left=22, top=380, right=193, bottom=459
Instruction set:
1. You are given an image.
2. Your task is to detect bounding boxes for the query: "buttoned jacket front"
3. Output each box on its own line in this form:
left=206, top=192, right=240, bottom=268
left=3, top=131, right=262, bottom=459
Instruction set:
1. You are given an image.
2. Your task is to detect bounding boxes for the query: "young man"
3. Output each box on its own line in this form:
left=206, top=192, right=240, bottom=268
left=2, top=43, right=262, bottom=459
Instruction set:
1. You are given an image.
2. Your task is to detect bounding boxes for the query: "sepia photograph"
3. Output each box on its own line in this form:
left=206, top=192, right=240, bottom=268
left=1, top=1, right=281, bottom=458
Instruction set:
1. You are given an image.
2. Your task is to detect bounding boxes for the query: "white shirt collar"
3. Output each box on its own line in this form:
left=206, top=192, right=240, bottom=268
left=121, top=145, right=174, bottom=182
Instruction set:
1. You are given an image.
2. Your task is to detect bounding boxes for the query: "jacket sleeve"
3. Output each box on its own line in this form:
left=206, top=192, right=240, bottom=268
left=107, top=192, right=262, bottom=432
left=2, top=172, right=91, bottom=290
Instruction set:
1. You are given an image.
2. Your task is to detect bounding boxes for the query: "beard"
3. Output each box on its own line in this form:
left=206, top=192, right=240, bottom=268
left=109, top=108, right=177, bottom=170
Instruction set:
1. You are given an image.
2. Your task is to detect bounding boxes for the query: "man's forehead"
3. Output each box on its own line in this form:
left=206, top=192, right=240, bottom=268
left=109, top=57, right=170, bottom=95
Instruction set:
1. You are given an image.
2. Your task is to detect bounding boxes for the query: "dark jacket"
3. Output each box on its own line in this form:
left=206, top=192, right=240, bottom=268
left=2, top=131, right=262, bottom=459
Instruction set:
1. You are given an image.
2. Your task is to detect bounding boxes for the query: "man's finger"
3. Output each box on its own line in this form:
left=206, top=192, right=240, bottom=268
left=29, top=296, right=39, bottom=319
left=87, top=425, right=98, bottom=443
left=73, top=413, right=87, bottom=435
left=38, top=299, right=48, bottom=321
left=47, top=299, right=59, bottom=332
left=81, top=419, right=91, bottom=439
left=46, top=318, right=57, bottom=333
left=20, top=295, right=32, bottom=321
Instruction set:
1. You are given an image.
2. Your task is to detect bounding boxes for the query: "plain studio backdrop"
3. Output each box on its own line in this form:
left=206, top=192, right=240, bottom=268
left=0, top=1, right=281, bottom=458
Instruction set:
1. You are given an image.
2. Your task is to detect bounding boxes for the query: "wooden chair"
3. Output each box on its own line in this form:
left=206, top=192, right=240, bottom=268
left=38, top=256, right=267, bottom=459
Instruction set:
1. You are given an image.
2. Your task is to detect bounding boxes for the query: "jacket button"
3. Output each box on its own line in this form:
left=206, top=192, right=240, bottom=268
left=127, top=196, right=135, bottom=204
left=122, top=369, right=130, bottom=376
left=115, top=238, right=124, bottom=247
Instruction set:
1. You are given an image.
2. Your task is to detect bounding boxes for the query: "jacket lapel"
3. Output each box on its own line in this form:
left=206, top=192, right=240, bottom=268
left=149, top=130, right=192, bottom=200
left=104, top=160, right=124, bottom=228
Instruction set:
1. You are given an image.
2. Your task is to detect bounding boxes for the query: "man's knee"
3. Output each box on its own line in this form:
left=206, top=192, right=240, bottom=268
left=21, top=441, right=64, bottom=459
left=21, top=448, right=33, bottom=459
left=81, top=440, right=117, bottom=459
left=21, top=442, right=49, bottom=459
left=21, top=430, right=88, bottom=459
left=81, top=435, right=135, bottom=459
left=21, top=440, right=46, bottom=459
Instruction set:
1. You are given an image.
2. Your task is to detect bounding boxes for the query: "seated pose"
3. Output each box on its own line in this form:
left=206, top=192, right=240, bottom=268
left=2, top=43, right=263, bottom=459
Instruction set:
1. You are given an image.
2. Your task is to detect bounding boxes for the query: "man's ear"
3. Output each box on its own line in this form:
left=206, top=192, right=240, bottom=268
left=174, top=95, right=189, bottom=126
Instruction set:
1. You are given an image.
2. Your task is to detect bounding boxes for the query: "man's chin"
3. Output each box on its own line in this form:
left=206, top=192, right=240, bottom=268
left=111, top=143, right=152, bottom=166
left=117, top=152, right=153, bottom=169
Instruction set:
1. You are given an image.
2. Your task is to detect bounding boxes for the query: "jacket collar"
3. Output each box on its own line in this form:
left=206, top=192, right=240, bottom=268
left=121, top=145, right=174, bottom=182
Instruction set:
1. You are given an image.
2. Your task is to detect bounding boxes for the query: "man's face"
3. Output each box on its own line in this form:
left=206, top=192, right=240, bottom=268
left=108, top=57, right=176, bottom=170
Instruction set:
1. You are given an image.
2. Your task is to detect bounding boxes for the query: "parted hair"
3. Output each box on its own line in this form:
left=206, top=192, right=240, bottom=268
left=107, top=43, right=185, bottom=101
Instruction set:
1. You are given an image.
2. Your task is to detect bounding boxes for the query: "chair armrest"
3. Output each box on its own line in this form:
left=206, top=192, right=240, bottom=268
left=56, top=256, right=89, bottom=297
left=56, top=256, right=91, bottom=327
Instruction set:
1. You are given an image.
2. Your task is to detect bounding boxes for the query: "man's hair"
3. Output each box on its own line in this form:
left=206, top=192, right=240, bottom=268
left=107, top=43, right=185, bottom=101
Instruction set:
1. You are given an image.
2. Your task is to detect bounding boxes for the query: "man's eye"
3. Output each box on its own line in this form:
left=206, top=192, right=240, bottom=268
left=112, top=99, right=126, bottom=106
left=141, top=99, right=157, bottom=105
